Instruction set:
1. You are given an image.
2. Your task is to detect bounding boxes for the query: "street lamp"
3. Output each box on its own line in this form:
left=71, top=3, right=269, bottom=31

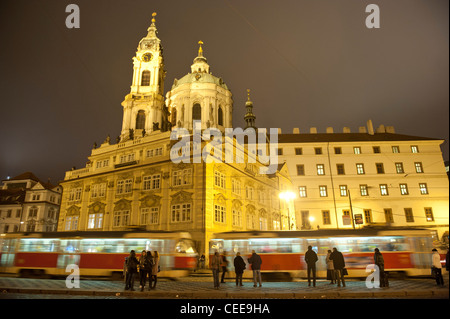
left=279, top=191, right=296, bottom=230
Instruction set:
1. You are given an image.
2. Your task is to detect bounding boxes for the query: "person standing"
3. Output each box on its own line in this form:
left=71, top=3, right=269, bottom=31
left=248, top=250, right=263, bottom=287
left=234, top=252, right=246, bottom=287
left=374, top=248, right=388, bottom=287
left=432, top=249, right=444, bottom=287
left=199, top=254, right=206, bottom=269
left=144, top=250, right=154, bottom=290
left=221, top=251, right=229, bottom=283
left=138, top=250, right=147, bottom=291
left=326, top=250, right=335, bottom=284
left=151, top=251, right=160, bottom=289
left=330, top=247, right=346, bottom=287
left=305, top=246, right=318, bottom=287
left=211, top=251, right=222, bottom=289
left=125, top=250, right=139, bottom=291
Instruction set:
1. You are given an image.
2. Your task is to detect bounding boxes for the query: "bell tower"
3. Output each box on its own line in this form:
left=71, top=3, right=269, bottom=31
left=120, top=12, right=166, bottom=141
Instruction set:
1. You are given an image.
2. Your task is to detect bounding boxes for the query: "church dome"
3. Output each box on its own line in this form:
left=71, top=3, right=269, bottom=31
left=172, top=72, right=228, bottom=90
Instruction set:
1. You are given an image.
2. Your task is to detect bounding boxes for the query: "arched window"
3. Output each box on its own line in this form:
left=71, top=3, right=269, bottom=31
left=218, top=107, right=223, bottom=126
left=141, top=70, right=150, bottom=86
left=171, top=108, right=177, bottom=126
left=192, top=103, right=201, bottom=121
left=136, top=110, right=146, bottom=130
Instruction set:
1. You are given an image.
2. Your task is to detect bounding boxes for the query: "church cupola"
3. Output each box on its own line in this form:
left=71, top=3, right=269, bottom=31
left=120, top=12, right=166, bottom=141
left=165, top=41, right=233, bottom=133
left=244, top=89, right=256, bottom=130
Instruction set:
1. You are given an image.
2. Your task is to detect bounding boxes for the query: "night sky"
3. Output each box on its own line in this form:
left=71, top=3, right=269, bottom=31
left=0, top=0, right=448, bottom=185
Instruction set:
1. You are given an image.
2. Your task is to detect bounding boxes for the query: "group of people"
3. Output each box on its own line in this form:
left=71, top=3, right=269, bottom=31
left=307, top=247, right=347, bottom=287
left=124, top=250, right=160, bottom=291
left=211, top=250, right=262, bottom=289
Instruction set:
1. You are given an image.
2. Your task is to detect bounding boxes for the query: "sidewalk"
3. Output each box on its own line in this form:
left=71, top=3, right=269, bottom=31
left=0, top=276, right=448, bottom=299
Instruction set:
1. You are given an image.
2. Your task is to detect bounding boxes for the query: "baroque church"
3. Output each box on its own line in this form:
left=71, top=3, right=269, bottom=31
left=57, top=13, right=296, bottom=257
left=57, top=13, right=449, bottom=258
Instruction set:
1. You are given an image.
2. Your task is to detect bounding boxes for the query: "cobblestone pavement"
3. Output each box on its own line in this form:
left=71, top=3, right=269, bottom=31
left=0, top=274, right=448, bottom=299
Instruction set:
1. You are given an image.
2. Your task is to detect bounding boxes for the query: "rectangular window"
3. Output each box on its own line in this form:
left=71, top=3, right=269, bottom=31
left=384, top=208, right=394, bottom=223
left=173, top=169, right=192, bottom=186
left=214, top=171, right=226, bottom=189
left=336, top=164, right=345, bottom=175
left=113, top=210, right=130, bottom=227
left=356, top=163, right=365, bottom=175
left=299, top=186, right=307, bottom=198
left=143, top=174, right=161, bottom=190
left=404, top=208, right=414, bottom=223
left=120, top=153, right=135, bottom=163
left=232, top=179, right=241, bottom=195
left=364, top=209, right=372, bottom=224
left=419, top=183, right=428, bottom=195
left=339, top=185, right=348, bottom=197
left=315, top=147, right=323, bottom=155
left=232, top=210, right=242, bottom=227
left=376, top=163, right=385, bottom=174
left=319, top=185, right=328, bottom=197
left=171, top=203, right=191, bottom=223
left=65, top=216, right=78, bottom=231
left=277, top=148, right=283, bottom=155
left=322, top=211, right=331, bottom=225
left=373, top=146, right=381, bottom=153
left=353, top=147, right=361, bottom=154
left=246, top=186, right=254, bottom=200
left=91, top=183, right=106, bottom=198
left=334, top=147, right=342, bottom=154
left=69, top=188, right=82, bottom=201
left=380, top=184, right=388, bottom=196
left=296, top=164, right=305, bottom=176
left=214, top=205, right=226, bottom=223
left=395, top=163, right=404, bottom=174
left=141, top=207, right=159, bottom=225
left=317, top=164, right=325, bottom=175
left=400, top=184, right=409, bottom=195
left=415, top=162, right=424, bottom=173
left=425, top=207, right=434, bottom=222
left=88, top=213, right=103, bottom=229
left=295, top=148, right=303, bottom=155
left=117, top=179, right=133, bottom=195
left=28, top=207, right=38, bottom=218
left=360, top=184, right=369, bottom=196
left=392, top=146, right=400, bottom=153
left=411, top=145, right=419, bottom=153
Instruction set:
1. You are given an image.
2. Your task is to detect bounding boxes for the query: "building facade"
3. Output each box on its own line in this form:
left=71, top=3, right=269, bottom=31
left=0, top=172, right=62, bottom=233
left=277, top=121, right=449, bottom=241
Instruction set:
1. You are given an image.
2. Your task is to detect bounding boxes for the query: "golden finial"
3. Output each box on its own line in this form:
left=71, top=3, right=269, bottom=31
left=198, top=40, right=204, bottom=56
left=152, top=12, right=157, bottom=24
left=247, top=89, right=251, bottom=101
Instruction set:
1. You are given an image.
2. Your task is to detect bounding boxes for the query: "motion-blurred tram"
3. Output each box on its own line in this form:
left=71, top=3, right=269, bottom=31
left=210, top=228, right=443, bottom=280
left=0, top=231, right=197, bottom=278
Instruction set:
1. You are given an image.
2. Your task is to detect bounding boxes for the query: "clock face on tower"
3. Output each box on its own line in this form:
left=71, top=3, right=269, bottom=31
left=141, top=53, right=152, bottom=62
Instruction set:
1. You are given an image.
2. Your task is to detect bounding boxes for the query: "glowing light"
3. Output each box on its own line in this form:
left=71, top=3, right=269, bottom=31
left=279, top=191, right=296, bottom=200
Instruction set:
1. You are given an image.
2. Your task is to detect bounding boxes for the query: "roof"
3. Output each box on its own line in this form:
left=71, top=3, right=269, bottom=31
left=9, top=172, right=41, bottom=182
left=0, top=189, right=26, bottom=205
left=172, top=72, right=228, bottom=90
left=277, top=132, right=441, bottom=144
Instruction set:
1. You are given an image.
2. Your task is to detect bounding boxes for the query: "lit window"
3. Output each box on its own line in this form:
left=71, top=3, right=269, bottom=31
left=425, top=207, right=434, bottom=222
left=88, top=213, right=103, bottom=229
left=319, top=185, right=328, bottom=197
left=299, top=186, right=307, bottom=198
left=411, top=145, right=419, bottom=153
left=353, top=147, right=361, bottom=154
left=356, top=163, right=365, bottom=175
left=395, top=163, right=404, bottom=174
left=380, top=184, right=388, bottom=196
left=360, top=185, right=368, bottom=196
left=399, top=184, right=409, bottom=195
left=415, top=162, right=424, bottom=173
left=419, top=183, right=428, bottom=195
left=339, top=185, right=348, bottom=197
left=392, top=146, right=400, bottom=153
left=317, top=164, right=325, bottom=175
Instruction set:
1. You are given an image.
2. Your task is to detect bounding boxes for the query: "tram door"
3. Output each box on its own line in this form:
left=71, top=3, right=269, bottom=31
left=410, top=237, right=432, bottom=269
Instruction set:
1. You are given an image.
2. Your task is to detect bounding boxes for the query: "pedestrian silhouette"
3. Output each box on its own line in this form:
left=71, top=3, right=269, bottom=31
left=305, top=245, right=318, bottom=287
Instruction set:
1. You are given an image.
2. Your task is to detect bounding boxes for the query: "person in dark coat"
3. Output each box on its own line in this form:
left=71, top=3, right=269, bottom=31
left=125, top=250, right=139, bottom=291
left=234, top=252, right=246, bottom=287
left=330, top=247, right=346, bottom=287
left=374, top=248, right=388, bottom=287
left=305, top=246, right=319, bottom=287
left=138, top=250, right=147, bottom=291
left=144, top=250, right=154, bottom=290
left=248, top=250, right=262, bottom=287
left=221, top=251, right=229, bottom=283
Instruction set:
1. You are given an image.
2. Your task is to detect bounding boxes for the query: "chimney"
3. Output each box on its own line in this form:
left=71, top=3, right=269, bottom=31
left=367, top=119, right=374, bottom=135
left=343, top=127, right=351, bottom=133
left=376, top=124, right=386, bottom=133
left=359, top=126, right=367, bottom=133
left=293, top=128, right=300, bottom=134
left=326, top=127, right=334, bottom=133
left=310, top=127, right=317, bottom=134
left=386, top=126, right=395, bottom=134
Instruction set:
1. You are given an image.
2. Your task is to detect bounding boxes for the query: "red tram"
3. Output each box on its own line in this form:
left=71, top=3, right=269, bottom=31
left=0, top=231, right=197, bottom=278
left=210, top=228, right=442, bottom=280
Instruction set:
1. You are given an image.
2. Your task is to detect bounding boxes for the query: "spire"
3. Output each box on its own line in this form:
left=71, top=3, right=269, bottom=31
left=146, top=12, right=158, bottom=38
left=244, top=89, right=256, bottom=129
left=191, top=40, right=210, bottom=73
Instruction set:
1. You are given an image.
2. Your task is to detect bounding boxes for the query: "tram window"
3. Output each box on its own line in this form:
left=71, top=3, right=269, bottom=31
left=175, top=239, right=195, bottom=254
left=18, top=239, right=59, bottom=252
left=60, top=240, right=80, bottom=253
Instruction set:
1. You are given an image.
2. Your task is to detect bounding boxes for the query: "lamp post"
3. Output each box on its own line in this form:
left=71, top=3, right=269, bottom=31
left=279, top=191, right=296, bottom=230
